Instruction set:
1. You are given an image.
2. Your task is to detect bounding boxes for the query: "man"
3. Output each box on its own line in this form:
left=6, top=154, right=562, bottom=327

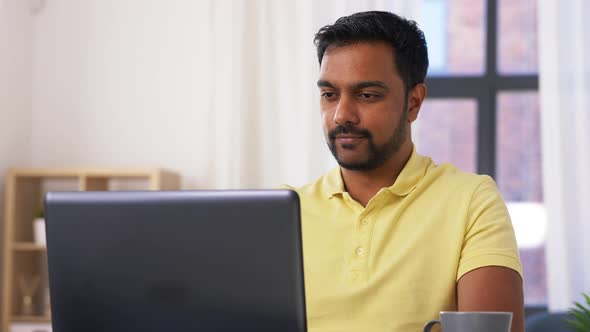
left=290, top=11, right=524, bottom=332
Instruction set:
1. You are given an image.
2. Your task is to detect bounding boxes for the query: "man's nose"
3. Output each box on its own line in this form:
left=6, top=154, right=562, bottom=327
left=333, top=95, right=359, bottom=126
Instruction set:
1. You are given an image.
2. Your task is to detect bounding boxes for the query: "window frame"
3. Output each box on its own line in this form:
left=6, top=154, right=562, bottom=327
left=424, top=0, right=539, bottom=177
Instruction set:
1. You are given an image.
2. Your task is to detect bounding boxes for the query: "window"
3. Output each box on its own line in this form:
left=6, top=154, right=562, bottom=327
left=415, top=99, right=478, bottom=173
left=416, top=0, right=544, bottom=305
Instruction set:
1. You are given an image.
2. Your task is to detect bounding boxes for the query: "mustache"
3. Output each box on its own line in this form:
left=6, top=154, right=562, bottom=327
left=328, top=125, right=372, bottom=139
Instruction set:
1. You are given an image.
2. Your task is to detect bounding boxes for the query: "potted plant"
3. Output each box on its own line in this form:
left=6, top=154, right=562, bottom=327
left=567, top=292, right=590, bottom=332
left=33, top=208, right=46, bottom=245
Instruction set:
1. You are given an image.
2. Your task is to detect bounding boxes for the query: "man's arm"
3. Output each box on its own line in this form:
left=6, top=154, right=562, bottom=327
left=457, top=266, right=524, bottom=332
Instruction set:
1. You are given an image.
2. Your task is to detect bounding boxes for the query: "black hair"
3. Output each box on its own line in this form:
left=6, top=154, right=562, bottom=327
left=314, top=11, right=429, bottom=92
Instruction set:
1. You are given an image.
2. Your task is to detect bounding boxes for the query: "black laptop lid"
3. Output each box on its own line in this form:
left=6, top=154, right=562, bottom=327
left=45, top=190, right=306, bottom=332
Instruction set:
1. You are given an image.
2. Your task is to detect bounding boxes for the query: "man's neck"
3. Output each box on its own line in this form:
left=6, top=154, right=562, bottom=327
left=340, top=143, right=413, bottom=207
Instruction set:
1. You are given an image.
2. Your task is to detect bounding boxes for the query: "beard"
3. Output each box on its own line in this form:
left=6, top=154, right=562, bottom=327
left=327, top=108, right=408, bottom=171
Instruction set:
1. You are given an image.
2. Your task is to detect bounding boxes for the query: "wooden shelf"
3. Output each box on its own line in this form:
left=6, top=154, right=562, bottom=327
left=11, top=315, right=51, bottom=323
left=12, top=243, right=46, bottom=252
left=2, top=167, right=181, bottom=332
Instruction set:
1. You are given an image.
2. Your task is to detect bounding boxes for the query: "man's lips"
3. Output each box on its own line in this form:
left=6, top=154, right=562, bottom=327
left=335, top=135, right=367, bottom=144
left=335, top=135, right=366, bottom=139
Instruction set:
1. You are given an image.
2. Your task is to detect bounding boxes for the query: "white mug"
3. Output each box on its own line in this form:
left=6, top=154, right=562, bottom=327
left=423, top=311, right=512, bottom=332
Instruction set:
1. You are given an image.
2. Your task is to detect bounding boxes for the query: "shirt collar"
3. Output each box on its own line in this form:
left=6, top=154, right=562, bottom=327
left=385, top=147, right=431, bottom=196
left=323, top=146, right=431, bottom=198
left=323, top=166, right=346, bottom=198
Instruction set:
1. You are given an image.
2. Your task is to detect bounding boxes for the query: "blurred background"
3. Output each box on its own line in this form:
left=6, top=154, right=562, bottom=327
left=1, top=0, right=588, bottom=329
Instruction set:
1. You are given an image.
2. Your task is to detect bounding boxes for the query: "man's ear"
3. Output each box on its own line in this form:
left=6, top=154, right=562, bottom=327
left=407, top=83, right=427, bottom=123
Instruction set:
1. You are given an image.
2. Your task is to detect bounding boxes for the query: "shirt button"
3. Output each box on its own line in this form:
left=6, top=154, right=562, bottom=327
left=360, top=219, right=368, bottom=225
left=355, top=247, right=365, bottom=256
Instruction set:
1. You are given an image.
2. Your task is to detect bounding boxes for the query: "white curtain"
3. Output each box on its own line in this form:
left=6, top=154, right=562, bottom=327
left=539, top=0, right=590, bottom=310
left=207, top=0, right=421, bottom=189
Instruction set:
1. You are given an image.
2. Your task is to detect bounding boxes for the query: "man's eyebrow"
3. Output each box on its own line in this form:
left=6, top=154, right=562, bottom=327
left=352, top=81, right=390, bottom=91
left=317, top=80, right=336, bottom=88
left=316, top=80, right=390, bottom=91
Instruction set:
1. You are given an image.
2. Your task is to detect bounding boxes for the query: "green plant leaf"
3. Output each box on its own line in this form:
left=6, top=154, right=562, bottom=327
left=567, top=317, right=590, bottom=332
left=567, top=292, right=590, bottom=332
left=574, top=302, right=590, bottom=317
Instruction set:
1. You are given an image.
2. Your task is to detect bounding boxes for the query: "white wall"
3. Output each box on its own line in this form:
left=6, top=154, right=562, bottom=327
left=30, top=0, right=215, bottom=189
left=0, top=0, right=34, bottom=318
left=0, top=0, right=34, bottom=213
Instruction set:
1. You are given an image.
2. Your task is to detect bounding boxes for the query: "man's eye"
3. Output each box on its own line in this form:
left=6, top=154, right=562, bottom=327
left=359, top=93, right=379, bottom=100
left=321, top=92, right=337, bottom=99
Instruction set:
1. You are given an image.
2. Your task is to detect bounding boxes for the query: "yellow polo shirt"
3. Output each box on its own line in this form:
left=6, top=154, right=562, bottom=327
left=288, top=149, right=523, bottom=332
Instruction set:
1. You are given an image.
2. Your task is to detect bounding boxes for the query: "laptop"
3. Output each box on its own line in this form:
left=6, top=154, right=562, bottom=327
left=45, top=190, right=306, bottom=332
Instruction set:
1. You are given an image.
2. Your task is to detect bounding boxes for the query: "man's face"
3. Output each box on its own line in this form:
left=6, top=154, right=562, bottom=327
left=318, top=42, right=411, bottom=171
